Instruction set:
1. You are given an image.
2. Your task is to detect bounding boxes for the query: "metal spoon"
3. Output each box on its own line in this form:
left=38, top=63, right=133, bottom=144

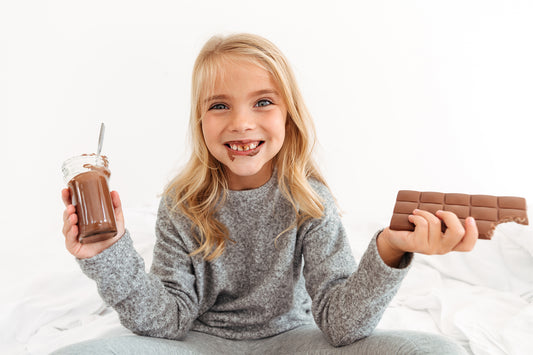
left=96, top=122, right=105, bottom=157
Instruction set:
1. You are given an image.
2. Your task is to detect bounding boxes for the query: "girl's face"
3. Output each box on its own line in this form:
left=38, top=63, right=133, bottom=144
left=202, top=58, right=287, bottom=190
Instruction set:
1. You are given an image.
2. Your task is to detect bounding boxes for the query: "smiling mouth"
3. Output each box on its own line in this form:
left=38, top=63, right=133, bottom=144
left=224, top=141, right=264, bottom=152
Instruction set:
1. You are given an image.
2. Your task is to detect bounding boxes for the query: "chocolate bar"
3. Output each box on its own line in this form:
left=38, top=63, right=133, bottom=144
left=389, top=190, right=528, bottom=239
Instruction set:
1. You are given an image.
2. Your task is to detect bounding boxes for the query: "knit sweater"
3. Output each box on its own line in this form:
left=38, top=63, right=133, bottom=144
left=77, top=174, right=413, bottom=347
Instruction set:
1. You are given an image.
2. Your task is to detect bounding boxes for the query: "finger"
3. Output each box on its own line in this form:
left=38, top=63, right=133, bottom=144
left=61, top=188, right=72, bottom=207
left=453, top=217, right=479, bottom=252
left=62, top=205, right=76, bottom=223
left=413, top=209, right=443, bottom=253
left=62, top=213, right=78, bottom=237
left=64, top=223, right=79, bottom=246
left=407, top=213, right=430, bottom=252
left=65, top=223, right=78, bottom=240
left=436, top=210, right=466, bottom=252
left=62, top=212, right=72, bottom=235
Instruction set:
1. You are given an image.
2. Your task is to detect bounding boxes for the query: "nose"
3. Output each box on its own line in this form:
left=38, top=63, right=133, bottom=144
left=228, top=107, right=255, bottom=133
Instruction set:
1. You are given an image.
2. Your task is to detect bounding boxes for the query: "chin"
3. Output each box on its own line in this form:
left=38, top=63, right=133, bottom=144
left=227, top=159, right=272, bottom=175
left=228, top=166, right=263, bottom=177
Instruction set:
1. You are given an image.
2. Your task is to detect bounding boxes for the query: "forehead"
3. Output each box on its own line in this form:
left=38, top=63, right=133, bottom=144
left=209, top=56, right=277, bottom=93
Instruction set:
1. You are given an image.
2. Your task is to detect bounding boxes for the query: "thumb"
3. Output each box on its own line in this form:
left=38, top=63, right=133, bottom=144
left=110, top=190, right=122, bottom=210
left=110, top=191, right=125, bottom=234
left=452, top=217, right=479, bottom=252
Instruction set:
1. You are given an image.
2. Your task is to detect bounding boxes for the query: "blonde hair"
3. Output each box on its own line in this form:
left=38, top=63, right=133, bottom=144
left=165, top=33, right=328, bottom=261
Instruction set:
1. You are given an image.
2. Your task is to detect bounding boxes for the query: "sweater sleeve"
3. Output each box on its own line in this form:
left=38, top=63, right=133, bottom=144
left=302, top=185, right=413, bottom=347
left=76, top=199, right=200, bottom=339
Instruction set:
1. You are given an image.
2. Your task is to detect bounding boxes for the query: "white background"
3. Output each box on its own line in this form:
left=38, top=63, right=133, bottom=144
left=2, top=0, right=532, bottom=302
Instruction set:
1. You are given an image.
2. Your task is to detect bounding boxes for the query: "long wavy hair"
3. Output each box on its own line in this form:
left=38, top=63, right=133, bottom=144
left=164, top=33, right=328, bottom=261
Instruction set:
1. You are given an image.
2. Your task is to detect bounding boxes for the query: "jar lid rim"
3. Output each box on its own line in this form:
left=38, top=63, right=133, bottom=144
left=62, top=154, right=109, bottom=168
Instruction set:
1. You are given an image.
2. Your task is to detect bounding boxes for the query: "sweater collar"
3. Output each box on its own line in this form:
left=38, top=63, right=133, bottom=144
left=225, top=168, right=278, bottom=200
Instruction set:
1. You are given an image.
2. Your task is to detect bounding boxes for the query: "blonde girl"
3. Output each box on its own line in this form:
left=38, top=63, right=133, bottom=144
left=57, top=33, right=476, bottom=354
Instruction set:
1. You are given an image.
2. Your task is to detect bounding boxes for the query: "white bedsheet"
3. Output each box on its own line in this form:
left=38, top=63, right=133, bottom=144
left=2, top=206, right=532, bottom=354
left=379, top=222, right=533, bottom=355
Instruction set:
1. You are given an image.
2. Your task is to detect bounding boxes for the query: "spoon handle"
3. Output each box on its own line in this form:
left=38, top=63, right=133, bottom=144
left=97, top=122, right=105, bottom=156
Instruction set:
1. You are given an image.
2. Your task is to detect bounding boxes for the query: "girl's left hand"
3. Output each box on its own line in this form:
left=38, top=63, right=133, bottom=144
left=378, top=209, right=478, bottom=266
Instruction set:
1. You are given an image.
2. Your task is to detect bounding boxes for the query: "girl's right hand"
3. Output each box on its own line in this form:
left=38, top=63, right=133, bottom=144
left=61, top=188, right=126, bottom=259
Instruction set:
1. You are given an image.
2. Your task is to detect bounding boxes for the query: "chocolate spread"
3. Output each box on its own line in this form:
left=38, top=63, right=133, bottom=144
left=68, top=167, right=117, bottom=243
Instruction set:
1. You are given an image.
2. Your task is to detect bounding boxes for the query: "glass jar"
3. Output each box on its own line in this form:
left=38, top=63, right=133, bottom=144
left=61, top=154, right=117, bottom=243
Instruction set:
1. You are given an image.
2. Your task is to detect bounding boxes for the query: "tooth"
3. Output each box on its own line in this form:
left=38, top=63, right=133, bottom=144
left=250, top=143, right=257, bottom=149
left=231, top=144, right=238, bottom=151
left=243, top=145, right=249, bottom=151
left=238, top=145, right=244, bottom=151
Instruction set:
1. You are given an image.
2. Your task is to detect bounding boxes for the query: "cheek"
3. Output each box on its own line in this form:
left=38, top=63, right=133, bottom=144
left=278, top=121, right=286, bottom=141
left=276, top=111, right=288, bottom=141
left=201, top=117, right=217, bottom=146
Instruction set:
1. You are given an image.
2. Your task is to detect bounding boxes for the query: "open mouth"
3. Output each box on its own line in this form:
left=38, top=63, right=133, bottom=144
left=224, top=140, right=264, bottom=152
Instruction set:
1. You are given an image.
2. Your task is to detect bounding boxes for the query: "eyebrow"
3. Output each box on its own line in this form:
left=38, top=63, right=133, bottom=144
left=204, top=89, right=280, bottom=103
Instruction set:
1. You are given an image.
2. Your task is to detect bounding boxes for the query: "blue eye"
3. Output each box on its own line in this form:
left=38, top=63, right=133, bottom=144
left=209, top=103, right=228, bottom=110
left=255, top=99, right=273, bottom=107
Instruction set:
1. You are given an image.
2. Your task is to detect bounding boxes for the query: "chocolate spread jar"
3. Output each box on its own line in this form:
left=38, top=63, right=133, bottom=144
left=62, top=154, right=117, bottom=243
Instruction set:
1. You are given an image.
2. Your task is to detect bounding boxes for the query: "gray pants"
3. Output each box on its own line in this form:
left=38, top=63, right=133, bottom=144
left=51, top=325, right=467, bottom=354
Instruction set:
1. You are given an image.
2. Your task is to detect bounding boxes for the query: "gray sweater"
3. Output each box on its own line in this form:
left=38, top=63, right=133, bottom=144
left=78, top=175, right=412, bottom=347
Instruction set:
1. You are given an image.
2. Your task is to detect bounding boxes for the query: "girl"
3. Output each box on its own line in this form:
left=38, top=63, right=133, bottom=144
left=57, top=33, right=477, bottom=354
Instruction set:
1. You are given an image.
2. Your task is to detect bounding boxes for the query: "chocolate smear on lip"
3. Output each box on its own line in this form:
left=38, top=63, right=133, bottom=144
left=246, top=148, right=260, bottom=156
left=226, top=143, right=261, bottom=161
